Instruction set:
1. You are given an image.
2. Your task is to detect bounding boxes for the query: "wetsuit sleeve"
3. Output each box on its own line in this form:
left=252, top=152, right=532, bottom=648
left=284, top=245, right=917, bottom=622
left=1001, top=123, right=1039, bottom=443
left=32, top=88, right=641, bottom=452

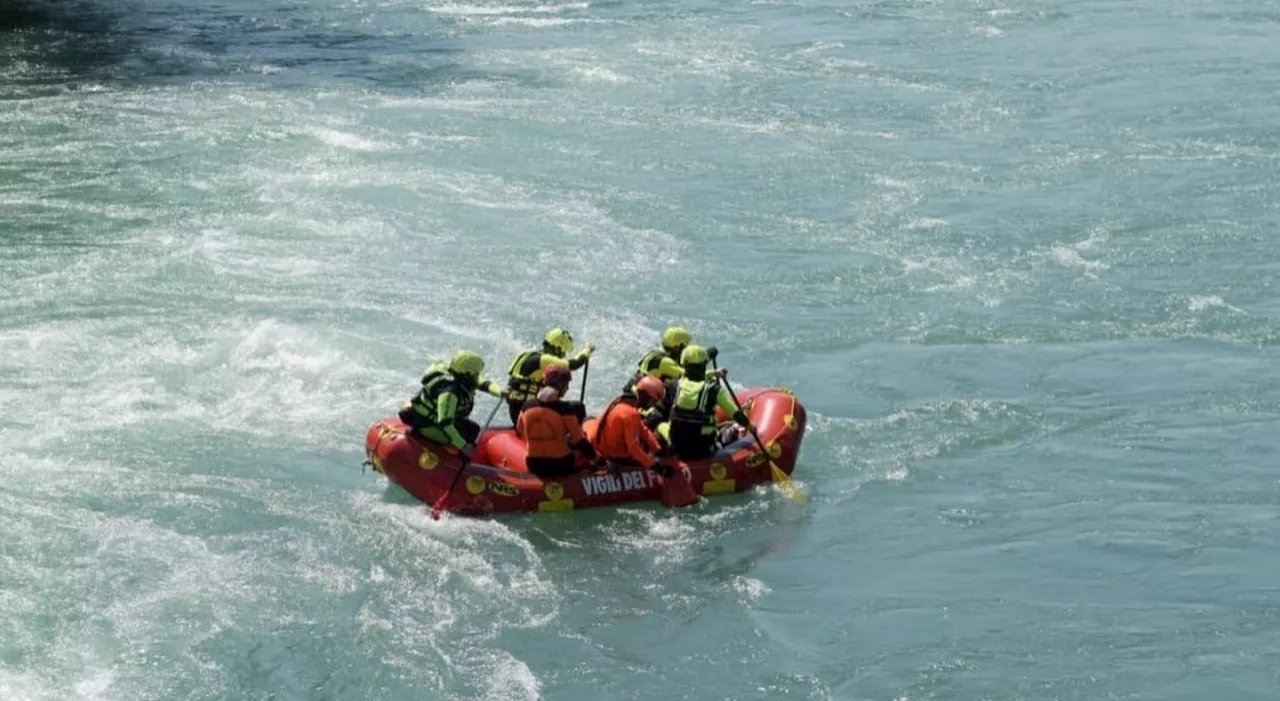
left=478, top=377, right=504, bottom=398
left=436, top=391, right=467, bottom=449
left=639, top=421, right=662, bottom=454
left=563, top=411, right=586, bottom=443
left=715, top=386, right=748, bottom=425
left=623, top=412, right=657, bottom=465
left=564, top=413, right=598, bottom=459
left=656, top=356, right=684, bottom=380
left=566, top=347, right=591, bottom=370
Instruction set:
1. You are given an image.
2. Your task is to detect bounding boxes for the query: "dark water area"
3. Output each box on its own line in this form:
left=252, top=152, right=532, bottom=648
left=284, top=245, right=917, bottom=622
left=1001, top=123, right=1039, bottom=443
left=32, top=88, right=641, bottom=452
left=2, top=0, right=467, bottom=93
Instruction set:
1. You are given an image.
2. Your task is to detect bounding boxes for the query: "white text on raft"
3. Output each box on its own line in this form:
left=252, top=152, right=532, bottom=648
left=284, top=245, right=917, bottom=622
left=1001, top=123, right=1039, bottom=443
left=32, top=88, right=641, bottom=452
left=581, top=469, right=659, bottom=496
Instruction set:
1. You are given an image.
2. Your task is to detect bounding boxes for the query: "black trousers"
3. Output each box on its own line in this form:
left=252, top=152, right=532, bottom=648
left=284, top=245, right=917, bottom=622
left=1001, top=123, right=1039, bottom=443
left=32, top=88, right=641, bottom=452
left=400, top=409, right=481, bottom=447
left=454, top=418, right=481, bottom=445
left=668, top=422, right=716, bottom=461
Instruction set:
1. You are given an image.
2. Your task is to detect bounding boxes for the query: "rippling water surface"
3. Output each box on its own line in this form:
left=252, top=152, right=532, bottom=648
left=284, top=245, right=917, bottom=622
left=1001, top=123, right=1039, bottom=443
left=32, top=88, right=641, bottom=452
left=3, top=0, right=1279, bottom=698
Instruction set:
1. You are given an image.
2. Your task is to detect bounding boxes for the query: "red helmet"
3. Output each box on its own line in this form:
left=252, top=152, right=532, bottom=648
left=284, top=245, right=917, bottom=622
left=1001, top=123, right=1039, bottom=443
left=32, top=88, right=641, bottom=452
left=634, top=376, right=664, bottom=403
left=542, top=364, right=571, bottom=387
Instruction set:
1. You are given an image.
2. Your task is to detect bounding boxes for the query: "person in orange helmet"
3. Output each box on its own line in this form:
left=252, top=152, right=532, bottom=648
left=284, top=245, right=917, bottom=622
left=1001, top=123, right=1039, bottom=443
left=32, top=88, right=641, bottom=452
left=515, top=364, right=598, bottom=478
left=589, top=376, right=671, bottom=474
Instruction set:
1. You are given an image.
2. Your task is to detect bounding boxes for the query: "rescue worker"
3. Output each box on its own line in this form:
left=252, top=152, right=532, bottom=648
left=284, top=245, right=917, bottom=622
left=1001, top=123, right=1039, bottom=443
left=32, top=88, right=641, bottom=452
left=658, top=345, right=755, bottom=461
left=505, top=327, right=595, bottom=424
left=399, top=350, right=506, bottom=460
left=622, top=326, right=695, bottom=433
left=589, top=376, right=669, bottom=473
left=621, top=326, right=692, bottom=396
left=516, top=364, right=598, bottom=478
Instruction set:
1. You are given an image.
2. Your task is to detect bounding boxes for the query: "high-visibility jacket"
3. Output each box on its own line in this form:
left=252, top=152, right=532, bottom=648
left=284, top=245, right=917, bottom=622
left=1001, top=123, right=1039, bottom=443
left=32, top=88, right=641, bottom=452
left=590, top=396, right=661, bottom=466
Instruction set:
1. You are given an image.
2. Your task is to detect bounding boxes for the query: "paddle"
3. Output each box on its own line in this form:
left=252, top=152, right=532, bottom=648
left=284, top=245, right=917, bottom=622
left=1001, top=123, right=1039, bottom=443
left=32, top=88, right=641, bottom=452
left=578, top=357, right=589, bottom=402
left=429, top=398, right=504, bottom=520
left=711, top=353, right=805, bottom=502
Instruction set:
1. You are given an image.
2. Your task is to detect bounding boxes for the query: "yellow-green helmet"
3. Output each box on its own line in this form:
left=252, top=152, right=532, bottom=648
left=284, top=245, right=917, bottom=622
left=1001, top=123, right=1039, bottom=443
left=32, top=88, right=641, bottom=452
left=662, top=326, right=692, bottom=352
left=680, top=344, right=709, bottom=366
left=543, top=328, right=574, bottom=357
left=449, top=350, right=485, bottom=378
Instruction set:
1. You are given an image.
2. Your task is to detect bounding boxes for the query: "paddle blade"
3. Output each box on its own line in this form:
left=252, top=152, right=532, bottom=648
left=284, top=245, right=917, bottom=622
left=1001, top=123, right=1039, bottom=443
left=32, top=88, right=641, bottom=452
left=770, top=462, right=806, bottom=502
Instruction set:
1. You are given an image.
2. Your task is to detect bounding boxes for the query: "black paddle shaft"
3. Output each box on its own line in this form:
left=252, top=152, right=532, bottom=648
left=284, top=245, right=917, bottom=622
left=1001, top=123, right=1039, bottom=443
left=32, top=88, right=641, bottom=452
left=435, top=398, right=503, bottom=508
left=711, top=356, right=769, bottom=455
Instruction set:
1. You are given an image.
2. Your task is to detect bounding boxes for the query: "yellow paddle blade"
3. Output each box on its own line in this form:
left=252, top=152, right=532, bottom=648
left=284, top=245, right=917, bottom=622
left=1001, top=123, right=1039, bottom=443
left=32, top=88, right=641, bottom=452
left=770, top=461, right=806, bottom=502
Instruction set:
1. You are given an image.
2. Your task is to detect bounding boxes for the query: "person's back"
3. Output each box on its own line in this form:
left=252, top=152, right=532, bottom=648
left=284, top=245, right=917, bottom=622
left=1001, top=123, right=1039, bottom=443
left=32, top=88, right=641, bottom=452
left=663, top=345, right=753, bottom=461
left=593, top=377, right=666, bottom=468
left=516, top=372, right=596, bottom=477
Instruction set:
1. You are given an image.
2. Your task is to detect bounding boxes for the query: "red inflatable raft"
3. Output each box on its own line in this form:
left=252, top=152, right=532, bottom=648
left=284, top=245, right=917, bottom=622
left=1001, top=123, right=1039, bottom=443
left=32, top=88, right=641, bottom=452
left=363, top=387, right=807, bottom=516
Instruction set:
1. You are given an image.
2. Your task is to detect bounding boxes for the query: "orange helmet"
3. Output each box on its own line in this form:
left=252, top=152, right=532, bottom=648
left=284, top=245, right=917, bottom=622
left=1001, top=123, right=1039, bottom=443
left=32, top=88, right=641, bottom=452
left=634, top=376, right=664, bottom=404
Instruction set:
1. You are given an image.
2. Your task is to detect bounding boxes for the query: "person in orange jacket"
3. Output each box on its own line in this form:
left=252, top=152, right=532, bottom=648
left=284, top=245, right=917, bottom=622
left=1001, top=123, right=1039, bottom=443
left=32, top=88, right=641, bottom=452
left=589, top=376, right=673, bottom=474
left=516, top=364, right=598, bottom=478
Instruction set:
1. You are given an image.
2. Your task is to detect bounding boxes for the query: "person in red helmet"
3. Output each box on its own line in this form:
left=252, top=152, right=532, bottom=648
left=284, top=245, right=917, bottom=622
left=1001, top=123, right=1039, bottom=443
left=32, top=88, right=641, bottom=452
left=588, top=376, right=671, bottom=474
left=516, top=363, right=598, bottom=478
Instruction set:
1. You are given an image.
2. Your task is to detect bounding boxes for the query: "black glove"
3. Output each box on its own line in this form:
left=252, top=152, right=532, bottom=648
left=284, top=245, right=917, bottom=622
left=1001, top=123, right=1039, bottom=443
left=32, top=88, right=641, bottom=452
left=732, top=409, right=750, bottom=428
left=706, top=346, right=719, bottom=360
left=651, top=462, right=674, bottom=477
left=643, top=412, right=663, bottom=431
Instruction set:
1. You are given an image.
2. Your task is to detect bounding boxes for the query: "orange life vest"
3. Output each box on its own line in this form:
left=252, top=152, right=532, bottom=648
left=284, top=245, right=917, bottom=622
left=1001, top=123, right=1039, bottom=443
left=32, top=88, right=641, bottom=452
left=592, top=397, right=661, bottom=465
left=517, top=401, right=585, bottom=460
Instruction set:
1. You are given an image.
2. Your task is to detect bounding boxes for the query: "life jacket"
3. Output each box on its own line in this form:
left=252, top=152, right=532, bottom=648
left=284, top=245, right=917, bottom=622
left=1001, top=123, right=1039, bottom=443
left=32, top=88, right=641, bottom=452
left=622, top=347, right=677, bottom=396
left=506, top=349, right=544, bottom=403
left=592, top=396, right=659, bottom=464
left=407, top=364, right=475, bottom=427
left=627, top=346, right=671, bottom=385
left=669, top=377, right=721, bottom=437
left=518, top=399, right=585, bottom=460
left=592, top=396, right=626, bottom=451
left=636, top=347, right=669, bottom=376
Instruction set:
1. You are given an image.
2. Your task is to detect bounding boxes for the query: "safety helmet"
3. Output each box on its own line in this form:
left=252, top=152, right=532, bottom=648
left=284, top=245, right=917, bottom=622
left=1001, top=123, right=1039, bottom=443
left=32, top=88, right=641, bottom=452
left=449, top=350, right=485, bottom=378
left=543, top=328, right=574, bottom=357
left=634, top=376, right=665, bottom=404
left=542, top=363, right=572, bottom=387
left=661, top=327, right=692, bottom=351
left=680, top=344, right=709, bottom=366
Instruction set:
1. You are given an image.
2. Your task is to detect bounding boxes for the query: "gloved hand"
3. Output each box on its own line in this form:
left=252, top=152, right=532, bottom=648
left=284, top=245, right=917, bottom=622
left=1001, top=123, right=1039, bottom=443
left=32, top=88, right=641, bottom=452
left=651, top=462, right=674, bottom=478
left=585, top=343, right=596, bottom=356
left=706, top=346, right=718, bottom=360
left=714, top=368, right=728, bottom=379
left=499, top=389, right=511, bottom=401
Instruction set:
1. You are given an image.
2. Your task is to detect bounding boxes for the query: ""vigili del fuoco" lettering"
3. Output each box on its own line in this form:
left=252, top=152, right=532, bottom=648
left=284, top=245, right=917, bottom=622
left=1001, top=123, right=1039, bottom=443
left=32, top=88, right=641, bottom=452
left=581, top=469, right=659, bottom=496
